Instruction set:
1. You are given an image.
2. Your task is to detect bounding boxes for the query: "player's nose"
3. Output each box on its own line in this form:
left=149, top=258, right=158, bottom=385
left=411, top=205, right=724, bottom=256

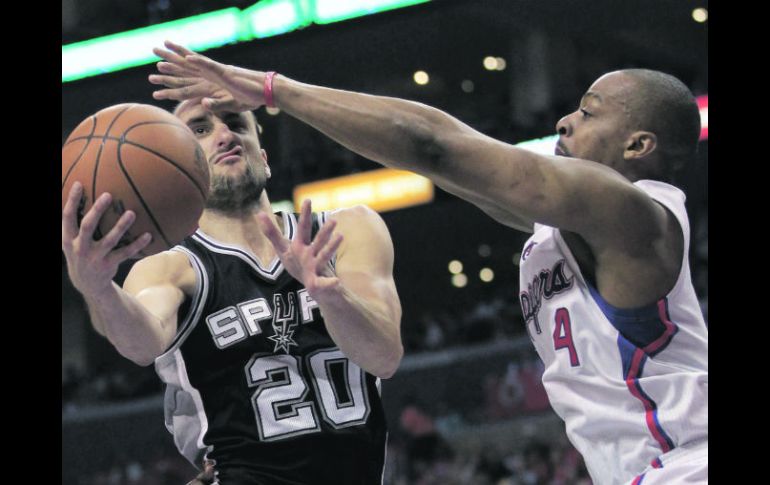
left=214, top=122, right=237, bottom=148
left=556, top=115, right=571, bottom=137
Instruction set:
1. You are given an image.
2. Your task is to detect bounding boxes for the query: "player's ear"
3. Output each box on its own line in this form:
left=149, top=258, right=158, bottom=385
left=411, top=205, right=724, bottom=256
left=261, top=149, right=271, bottom=178
left=623, top=131, right=657, bottom=161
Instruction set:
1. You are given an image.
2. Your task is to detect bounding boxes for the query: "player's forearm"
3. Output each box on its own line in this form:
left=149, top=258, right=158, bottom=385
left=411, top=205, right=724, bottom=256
left=274, top=76, right=472, bottom=181
left=83, top=282, right=171, bottom=366
left=313, top=285, right=402, bottom=379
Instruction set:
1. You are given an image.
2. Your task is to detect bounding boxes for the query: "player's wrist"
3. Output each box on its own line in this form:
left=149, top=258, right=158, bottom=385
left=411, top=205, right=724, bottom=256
left=265, top=73, right=297, bottom=111
left=305, top=279, right=345, bottom=305
left=78, top=278, right=118, bottom=303
left=264, top=71, right=278, bottom=108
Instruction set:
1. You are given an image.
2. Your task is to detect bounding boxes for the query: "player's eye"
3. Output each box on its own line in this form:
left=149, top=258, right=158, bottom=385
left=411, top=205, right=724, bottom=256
left=191, top=125, right=210, bottom=136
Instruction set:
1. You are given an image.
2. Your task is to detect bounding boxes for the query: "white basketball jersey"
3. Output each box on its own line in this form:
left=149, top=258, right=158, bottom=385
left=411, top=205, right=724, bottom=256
left=517, top=180, right=708, bottom=484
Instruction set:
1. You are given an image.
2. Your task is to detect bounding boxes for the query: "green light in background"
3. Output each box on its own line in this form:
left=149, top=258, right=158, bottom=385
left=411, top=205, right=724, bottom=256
left=62, top=8, right=245, bottom=83
left=62, top=1, right=435, bottom=83
left=313, top=0, right=431, bottom=24
left=515, top=134, right=558, bottom=155
left=243, top=0, right=313, bottom=39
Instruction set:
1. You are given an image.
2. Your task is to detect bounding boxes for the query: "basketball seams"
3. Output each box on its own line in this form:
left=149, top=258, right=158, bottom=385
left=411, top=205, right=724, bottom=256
left=121, top=141, right=208, bottom=200
left=93, top=105, right=133, bottom=213
left=66, top=135, right=209, bottom=201
left=62, top=120, right=186, bottom=146
left=122, top=121, right=208, bottom=200
left=63, top=103, right=208, bottom=258
left=61, top=115, right=97, bottom=190
left=114, top=143, right=173, bottom=250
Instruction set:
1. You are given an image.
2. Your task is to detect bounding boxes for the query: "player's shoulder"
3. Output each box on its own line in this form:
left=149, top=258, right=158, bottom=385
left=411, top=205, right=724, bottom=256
left=328, top=204, right=392, bottom=247
left=125, top=249, right=196, bottom=292
left=325, top=204, right=380, bottom=221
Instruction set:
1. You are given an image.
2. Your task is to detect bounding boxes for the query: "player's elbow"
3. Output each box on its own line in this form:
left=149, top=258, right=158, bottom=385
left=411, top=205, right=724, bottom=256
left=375, top=342, right=403, bottom=379
left=397, top=116, right=447, bottom=169
left=114, top=341, right=165, bottom=367
left=132, top=355, right=158, bottom=367
left=115, top=348, right=157, bottom=367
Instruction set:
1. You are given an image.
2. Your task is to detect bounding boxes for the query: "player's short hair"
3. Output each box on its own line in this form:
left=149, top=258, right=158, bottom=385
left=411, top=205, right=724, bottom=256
left=621, top=69, right=701, bottom=179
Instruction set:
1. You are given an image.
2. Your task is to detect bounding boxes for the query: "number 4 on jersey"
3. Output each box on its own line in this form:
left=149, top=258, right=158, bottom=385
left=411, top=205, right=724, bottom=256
left=553, top=308, right=580, bottom=366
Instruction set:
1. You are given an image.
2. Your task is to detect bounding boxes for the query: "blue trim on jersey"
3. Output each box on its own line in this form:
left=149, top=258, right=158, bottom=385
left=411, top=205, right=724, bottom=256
left=618, top=335, right=646, bottom=380
left=588, top=284, right=669, bottom=350
left=617, top=335, right=677, bottom=453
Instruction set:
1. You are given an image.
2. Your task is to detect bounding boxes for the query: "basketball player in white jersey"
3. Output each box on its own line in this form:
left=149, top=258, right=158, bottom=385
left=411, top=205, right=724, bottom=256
left=149, top=41, right=708, bottom=484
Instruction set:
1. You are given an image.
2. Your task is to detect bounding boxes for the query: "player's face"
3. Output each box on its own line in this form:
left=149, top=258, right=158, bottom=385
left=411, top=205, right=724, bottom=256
left=176, top=102, right=270, bottom=211
left=554, top=71, right=636, bottom=171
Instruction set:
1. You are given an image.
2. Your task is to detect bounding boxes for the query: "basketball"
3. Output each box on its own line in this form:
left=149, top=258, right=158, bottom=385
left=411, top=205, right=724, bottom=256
left=62, top=103, right=209, bottom=257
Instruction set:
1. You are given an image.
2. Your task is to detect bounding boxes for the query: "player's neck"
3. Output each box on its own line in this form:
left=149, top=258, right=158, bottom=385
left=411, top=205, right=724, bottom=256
left=198, top=192, right=281, bottom=260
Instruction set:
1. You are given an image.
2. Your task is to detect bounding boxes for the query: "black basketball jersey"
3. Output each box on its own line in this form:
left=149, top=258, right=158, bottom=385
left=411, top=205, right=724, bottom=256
left=154, top=211, right=388, bottom=485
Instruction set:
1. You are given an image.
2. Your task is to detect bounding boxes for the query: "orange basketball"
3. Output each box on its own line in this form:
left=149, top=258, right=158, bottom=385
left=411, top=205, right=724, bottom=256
left=62, top=103, right=209, bottom=257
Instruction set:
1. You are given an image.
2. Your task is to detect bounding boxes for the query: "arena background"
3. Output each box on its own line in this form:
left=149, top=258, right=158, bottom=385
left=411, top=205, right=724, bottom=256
left=61, top=1, right=708, bottom=483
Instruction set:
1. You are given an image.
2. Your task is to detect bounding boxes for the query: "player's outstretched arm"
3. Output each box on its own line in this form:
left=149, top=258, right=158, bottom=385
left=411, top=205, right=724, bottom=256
left=62, top=182, right=193, bottom=366
left=149, top=42, right=665, bottom=244
left=258, top=200, right=403, bottom=378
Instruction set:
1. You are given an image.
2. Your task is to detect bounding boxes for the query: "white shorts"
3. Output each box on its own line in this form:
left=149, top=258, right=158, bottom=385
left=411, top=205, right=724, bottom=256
left=629, top=439, right=707, bottom=484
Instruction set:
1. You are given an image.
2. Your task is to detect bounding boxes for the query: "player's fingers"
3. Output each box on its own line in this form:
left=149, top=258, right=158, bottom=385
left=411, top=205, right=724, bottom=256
left=148, top=74, right=199, bottom=88
left=185, top=54, right=230, bottom=83
left=62, top=181, right=83, bottom=245
left=202, top=95, right=238, bottom=112
left=257, top=213, right=290, bottom=254
left=152, top=82, right=216, bottom=101
left=164, top=40, right=198, bottom=58
left=315, top=233, right=343, bottom=272
left=297, top=199, right=313, bottom=245
left=107, top=233, right=153, bottom=265
left=310, top=219, right=337, bottom=257
left=78, top=192, right=112, bottom=243
left=152, top=46, right=187, bottom=66
left=156, top=61, right=193, bottom=77
left=97, top=210, right=136, bottom=255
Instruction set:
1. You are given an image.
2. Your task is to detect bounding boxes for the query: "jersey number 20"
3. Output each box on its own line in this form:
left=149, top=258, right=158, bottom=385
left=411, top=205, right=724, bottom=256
left=245, top=348, right=371, bottom=441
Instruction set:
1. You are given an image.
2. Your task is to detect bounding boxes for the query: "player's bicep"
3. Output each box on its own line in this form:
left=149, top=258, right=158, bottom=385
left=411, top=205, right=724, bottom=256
left=328, top=207, right=402, bottom=323
left=439, top=130, right=663, bottom=247
left=122, top=251, right=194, bottom=339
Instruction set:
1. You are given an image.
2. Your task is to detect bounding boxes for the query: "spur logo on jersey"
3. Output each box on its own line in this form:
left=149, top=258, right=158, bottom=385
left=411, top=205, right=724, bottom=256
left=267, top=293, right=299, bottom=354
left=519, top=259, right=574, bottom=334
left=205, top=289, right=320, bottom=351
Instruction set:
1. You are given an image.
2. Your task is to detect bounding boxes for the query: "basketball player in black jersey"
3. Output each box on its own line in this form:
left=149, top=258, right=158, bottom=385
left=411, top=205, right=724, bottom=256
left=62, top=97, right=403, bottom=484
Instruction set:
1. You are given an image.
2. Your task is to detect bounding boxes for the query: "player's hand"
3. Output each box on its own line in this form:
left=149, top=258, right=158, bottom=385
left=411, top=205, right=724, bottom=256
left=257, top=200, right=344, bottom=298
left=149, top=40, right=267, bottom=112
left=61, top=182, right=152, bottom=297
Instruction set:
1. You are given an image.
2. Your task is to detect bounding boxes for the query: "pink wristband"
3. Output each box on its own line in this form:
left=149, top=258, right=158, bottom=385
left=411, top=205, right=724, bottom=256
left=264, top=71, right=277, bottom=108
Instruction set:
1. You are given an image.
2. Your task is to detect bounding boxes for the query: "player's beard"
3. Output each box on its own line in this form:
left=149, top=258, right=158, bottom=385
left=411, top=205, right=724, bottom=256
left=205, top=161, right=266, bottom=213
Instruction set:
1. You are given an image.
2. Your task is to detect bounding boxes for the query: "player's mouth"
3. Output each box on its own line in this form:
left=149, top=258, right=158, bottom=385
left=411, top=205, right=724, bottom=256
left=554, top=142, right=570, bottom=157
left=213, top=146, right=243, bottom=165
